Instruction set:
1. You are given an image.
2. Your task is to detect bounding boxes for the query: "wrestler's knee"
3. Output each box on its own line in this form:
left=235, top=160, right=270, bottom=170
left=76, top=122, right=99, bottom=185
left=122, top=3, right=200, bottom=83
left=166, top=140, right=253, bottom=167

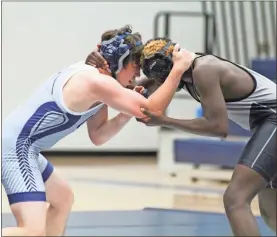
left=223, top=164, right=266, bottom=213
left=258, top=188, right=276, bottom=231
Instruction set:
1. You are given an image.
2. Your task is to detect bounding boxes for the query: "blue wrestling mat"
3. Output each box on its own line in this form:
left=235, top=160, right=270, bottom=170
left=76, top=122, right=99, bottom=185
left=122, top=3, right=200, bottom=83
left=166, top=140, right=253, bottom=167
left=2, top=208, right=275, bottom=236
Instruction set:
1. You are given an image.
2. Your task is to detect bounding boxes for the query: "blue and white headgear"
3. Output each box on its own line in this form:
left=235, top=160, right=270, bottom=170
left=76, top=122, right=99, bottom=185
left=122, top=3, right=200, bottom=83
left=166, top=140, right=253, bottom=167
left=100, top=32, right=143, bottom=78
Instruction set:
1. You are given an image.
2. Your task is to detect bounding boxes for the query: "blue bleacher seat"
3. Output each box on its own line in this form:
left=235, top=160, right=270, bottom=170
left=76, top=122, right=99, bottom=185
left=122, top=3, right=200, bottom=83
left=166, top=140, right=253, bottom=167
left=251, top=58, right=276, bottom=82
left=174, top=138, right=246, bottom=167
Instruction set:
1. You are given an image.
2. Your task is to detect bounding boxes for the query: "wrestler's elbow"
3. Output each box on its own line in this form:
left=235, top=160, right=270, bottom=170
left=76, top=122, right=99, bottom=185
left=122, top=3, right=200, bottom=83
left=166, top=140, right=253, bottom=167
left=92, top=140, right=105, bottom=146
left=213, top=121, right=228, bottom=138
left=217, top=129, right=228, bottom=138
left=143, top=99, right=159, bottom=113
left=125, top=106, right=145, bottom=118
left=89, top=134, right=106, bottom=146
left=145, top=95, right=171, bottom=112
left=113, top=96, right=146, bottom=118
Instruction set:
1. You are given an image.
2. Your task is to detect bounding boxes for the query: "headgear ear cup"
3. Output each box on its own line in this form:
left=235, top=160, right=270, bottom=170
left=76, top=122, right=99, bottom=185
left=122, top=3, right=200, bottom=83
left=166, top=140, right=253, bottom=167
left=142, top=40, right=186, bottom=92
left=100, top=33, right=143, bottom=79
left=142, top=41, right=175, bottom=81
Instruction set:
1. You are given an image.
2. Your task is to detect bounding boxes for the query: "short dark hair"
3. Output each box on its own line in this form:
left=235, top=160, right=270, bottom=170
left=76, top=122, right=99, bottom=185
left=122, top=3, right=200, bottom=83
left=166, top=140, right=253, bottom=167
left=101, top=25, right=144, bottom=67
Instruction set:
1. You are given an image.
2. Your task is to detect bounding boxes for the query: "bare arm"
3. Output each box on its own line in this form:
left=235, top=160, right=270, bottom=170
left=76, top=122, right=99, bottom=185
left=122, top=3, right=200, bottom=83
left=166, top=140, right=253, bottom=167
left=87, top=105, right=132, bottom=146
left=84, top=45, right=193, bottom=118
left=85, top=63, right=186, bottom=118
left=138, top=62, right=229, bottom=138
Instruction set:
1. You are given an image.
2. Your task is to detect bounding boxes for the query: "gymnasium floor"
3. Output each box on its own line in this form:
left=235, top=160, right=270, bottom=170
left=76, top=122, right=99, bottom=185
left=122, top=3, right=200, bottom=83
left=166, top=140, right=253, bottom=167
left=2, top=156, right=275, bottom=236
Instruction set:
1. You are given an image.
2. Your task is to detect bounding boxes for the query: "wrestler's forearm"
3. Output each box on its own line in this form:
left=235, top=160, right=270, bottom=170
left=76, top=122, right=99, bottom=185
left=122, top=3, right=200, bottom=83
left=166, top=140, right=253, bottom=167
left=162, top=116, right=228, bottom=138
left=92, top=113, right=132, bottom=145
left=146, top=66, right=183, bottom=112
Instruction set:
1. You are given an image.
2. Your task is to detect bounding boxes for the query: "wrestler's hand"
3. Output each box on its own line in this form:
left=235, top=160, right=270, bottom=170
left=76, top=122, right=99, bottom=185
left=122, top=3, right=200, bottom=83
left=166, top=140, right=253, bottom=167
left=172, top=44, right=194, bottom=73
left=126, top=77, right=154, bottom=90
left=85, top=44, right=109, bottom=70
left=136, top=108, right=167, bottom=126
left=133, top=86, right=145, bottom=94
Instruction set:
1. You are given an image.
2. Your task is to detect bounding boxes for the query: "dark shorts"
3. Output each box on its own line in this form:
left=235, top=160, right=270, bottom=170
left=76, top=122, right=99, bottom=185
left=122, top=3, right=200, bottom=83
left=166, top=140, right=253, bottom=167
left=238, top=114, right=276, bottom=189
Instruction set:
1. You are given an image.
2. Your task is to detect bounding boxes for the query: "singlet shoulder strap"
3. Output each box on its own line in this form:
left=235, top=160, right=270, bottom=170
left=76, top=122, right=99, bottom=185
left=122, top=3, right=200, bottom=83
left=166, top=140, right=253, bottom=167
left=192, top=52, right=207, bottom=69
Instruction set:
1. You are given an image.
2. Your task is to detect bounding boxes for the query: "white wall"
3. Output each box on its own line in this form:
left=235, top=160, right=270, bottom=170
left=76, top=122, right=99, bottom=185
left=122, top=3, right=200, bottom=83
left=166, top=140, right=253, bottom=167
left=2, top=2, right=203, bottom=151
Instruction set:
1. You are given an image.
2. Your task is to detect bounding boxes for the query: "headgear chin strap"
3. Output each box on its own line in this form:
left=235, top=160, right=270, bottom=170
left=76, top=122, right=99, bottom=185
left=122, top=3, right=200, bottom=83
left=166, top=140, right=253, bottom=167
left=142, top=40, right=184, bottom=91
left=100, top=33, right=142, bottom=78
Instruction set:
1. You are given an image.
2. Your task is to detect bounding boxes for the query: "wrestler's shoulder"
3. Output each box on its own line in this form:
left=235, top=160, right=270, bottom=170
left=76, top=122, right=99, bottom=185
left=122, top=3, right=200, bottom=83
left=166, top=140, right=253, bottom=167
left=195, top=55, right=222, bottom=67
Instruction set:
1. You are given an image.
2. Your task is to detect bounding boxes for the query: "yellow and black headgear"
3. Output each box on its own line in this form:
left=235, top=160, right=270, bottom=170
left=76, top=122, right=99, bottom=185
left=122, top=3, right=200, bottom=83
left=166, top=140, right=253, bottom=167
left=141, top=40, right=185, bottom=91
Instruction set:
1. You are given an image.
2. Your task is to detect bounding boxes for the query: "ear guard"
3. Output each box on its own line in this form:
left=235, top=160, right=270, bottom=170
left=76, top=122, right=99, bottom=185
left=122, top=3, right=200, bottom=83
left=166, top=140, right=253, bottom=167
left=100, top=32, right=143, bottom=78
left=142, top=41, right=174, bottom=82
left=142, top=40, right=184, bottom=92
